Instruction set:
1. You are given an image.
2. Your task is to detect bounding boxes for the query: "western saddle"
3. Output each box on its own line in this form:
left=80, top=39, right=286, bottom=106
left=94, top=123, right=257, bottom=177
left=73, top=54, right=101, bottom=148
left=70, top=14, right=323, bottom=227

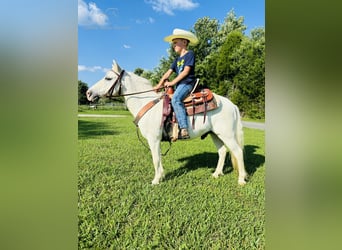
left=134, top=79, right=218, bottom=142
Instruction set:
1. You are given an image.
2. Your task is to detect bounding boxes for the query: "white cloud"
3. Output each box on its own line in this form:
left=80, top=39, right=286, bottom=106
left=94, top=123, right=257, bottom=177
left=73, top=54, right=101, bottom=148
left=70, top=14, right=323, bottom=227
left=106, top=8, right=119, bottom=17
left=123, top=44, right=131, bottom=49
left=78, top=65, right=107, bottom=72
left=135, top=17, right=155, bottom=24
left=78, top=0, right=108, bottom=26
left=145, top=0, right=199, bottom=15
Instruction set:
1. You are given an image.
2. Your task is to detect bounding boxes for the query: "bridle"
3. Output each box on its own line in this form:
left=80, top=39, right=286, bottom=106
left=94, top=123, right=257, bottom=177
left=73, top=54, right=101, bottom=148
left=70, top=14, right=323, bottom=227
left=106, top=70, right=125, bottom=97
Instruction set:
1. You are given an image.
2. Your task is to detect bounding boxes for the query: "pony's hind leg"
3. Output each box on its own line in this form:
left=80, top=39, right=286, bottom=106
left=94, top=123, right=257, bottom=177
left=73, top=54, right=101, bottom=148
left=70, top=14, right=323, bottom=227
left=210, top=133, right=227, bottom=178
left=219, top=135, right=248, bottom=185
left=231, top=154, right=238, bottom=171
left=228, top=141, right=247, bottom=185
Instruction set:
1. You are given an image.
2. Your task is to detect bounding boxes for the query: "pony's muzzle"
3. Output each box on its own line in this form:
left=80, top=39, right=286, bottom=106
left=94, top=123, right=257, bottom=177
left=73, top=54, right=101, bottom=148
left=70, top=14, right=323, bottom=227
left=86, top=90, right=97, bottom=102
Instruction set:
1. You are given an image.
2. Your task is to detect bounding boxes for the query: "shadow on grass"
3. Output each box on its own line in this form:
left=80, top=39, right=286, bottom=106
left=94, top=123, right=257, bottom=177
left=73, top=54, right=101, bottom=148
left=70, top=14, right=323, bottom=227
left=243, top=145, right=265, bottom=175
left=164, top=144, right=264, bottom=181
left=78, top=119, right=117, bottom=139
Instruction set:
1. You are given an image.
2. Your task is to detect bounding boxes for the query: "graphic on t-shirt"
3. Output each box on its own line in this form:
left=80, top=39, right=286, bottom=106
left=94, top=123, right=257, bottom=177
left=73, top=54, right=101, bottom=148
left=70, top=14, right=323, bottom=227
left=177, top=59, right=185, bottom=74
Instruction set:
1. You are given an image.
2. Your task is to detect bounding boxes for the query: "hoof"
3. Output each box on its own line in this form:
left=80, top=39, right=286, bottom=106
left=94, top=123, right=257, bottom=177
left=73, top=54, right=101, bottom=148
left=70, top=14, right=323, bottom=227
left=212, top=172, right=224, bottom=178
left=152, top=179, right=160, bottom=185
left=238, top=179, right=247, bottom=186
left=152, top=171, right=164, bottom=185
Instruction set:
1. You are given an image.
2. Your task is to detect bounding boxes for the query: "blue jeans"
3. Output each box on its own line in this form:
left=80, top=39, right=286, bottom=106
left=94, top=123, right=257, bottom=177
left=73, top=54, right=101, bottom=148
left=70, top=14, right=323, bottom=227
left=171, top=83, right=193, bottom=129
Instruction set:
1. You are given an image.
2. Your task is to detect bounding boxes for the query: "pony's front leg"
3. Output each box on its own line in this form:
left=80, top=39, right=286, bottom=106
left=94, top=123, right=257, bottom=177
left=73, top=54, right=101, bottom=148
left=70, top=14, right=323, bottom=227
left=148, top=138, right=164, bottom=185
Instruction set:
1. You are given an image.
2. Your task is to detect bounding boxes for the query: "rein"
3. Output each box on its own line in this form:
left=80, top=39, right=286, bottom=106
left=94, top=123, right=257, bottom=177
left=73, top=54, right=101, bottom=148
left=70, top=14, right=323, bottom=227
left=119, top=88, right=164, bottom=97
left=119, top=87, right=164, bottom=96
left=136, top=128, right=172, bottom=156
left=106, top=69, right=164, bottom=97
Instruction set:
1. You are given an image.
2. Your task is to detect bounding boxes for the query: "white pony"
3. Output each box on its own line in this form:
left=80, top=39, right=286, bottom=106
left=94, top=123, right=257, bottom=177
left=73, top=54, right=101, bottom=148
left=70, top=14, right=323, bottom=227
left=86, top=61, right=248, bottom=185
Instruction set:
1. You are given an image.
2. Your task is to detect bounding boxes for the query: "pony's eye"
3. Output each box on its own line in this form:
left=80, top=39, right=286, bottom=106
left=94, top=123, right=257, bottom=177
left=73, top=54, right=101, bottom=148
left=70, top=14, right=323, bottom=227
left=105, top=77, right=112, bottom=81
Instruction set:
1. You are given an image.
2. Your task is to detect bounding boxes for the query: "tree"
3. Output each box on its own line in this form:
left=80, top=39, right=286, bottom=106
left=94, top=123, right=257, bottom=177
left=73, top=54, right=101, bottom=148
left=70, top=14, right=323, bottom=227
left=134, top=68, right=144, bottom=76
left=149, top=53, right=176, bottom=85
left=191, top=17, right=220, bottom=88
left=224, top=28, right=265, bottom=118
left=192, top=11, right=247, bottom=90
left=192, top=17, right=220, bottom=63
left=78, top=80, right=89, bottom=104
left=217, top=9, right=247, bottom=46
left=216, top=30, right=244, bottom=84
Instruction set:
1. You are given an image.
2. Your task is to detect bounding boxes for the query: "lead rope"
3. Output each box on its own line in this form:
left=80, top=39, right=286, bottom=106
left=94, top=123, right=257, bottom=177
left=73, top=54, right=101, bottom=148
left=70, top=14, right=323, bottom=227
left=135, top=127, right=172, bottom=156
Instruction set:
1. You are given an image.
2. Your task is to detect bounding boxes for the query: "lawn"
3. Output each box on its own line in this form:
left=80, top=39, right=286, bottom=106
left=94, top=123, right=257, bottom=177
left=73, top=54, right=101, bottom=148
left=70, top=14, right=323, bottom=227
left=78, top=110, right=265, bottom=249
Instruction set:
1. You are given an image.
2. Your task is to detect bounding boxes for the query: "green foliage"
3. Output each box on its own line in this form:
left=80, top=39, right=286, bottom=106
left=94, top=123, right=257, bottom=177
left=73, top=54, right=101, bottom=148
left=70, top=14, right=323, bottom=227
left=193, top=10, right=265, bottom=119
left=219, top=9, right=247, bottom=38
left=140, top=70, right=153, bottom=81
left=133, top=67, right=144, bottom=76
left=78, top=111, right=265, bottom=249
left=216, top=30, right=243, bottom=82
left=149, top=53, right=176, bottom=85
left=192, top=17, right=220, bottom=63
left=78, top=80, right=89, bottom=105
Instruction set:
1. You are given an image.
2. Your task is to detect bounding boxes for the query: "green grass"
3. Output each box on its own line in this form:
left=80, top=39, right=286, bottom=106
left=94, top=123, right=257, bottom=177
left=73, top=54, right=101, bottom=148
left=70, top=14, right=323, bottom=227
left=78, top=111, right=265, bottom=249
left=241, top=117, right=265, bottom=123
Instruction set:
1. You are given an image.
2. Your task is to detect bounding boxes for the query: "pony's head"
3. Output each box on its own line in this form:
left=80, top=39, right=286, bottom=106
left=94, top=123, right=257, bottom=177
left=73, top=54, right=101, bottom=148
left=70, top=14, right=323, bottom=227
left=86, top=60, right=123, bottom=102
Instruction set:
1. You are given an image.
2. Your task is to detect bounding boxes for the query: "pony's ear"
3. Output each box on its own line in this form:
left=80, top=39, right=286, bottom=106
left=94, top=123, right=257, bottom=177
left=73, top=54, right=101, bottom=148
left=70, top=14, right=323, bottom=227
left=112, top=60, right=122, bottom=74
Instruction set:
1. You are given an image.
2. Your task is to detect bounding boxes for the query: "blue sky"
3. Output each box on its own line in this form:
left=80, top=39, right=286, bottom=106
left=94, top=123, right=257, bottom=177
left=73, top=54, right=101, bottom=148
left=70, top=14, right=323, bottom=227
left=78, top=0, right=265, bottom=87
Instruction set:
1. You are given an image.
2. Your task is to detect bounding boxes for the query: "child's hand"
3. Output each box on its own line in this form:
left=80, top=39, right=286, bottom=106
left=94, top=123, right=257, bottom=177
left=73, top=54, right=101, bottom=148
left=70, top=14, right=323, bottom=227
left=153, top=85, right=161, bottom=93
left=164, top=81, right=174, bottom=87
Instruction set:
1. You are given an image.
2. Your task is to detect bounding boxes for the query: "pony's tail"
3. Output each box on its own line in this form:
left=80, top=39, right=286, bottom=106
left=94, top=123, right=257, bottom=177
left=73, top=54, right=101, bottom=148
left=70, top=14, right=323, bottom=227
left=234, top=105, right=244, bottom=150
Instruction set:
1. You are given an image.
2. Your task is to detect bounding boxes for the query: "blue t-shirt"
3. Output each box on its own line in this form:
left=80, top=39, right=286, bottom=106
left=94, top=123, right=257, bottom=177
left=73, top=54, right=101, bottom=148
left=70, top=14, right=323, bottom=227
left=170, top=50, right=196, bottom=85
